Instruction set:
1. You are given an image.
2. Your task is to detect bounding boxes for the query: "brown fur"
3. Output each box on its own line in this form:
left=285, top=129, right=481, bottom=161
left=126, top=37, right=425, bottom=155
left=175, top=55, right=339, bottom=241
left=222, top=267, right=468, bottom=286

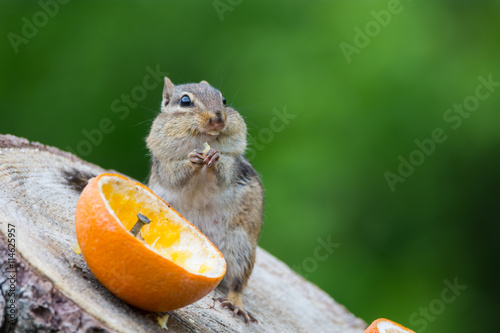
left=147, top=77, right=263, bottom=323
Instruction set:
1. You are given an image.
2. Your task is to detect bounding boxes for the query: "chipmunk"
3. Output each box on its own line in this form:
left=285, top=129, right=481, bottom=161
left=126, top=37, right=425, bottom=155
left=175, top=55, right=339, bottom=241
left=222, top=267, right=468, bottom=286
left=147, top=77, right=263, bottom=323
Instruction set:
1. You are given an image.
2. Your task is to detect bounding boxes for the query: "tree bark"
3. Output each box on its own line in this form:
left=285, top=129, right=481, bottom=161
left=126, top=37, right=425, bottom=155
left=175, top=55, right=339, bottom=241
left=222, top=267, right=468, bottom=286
left=0, top=134, right=366, bottom=333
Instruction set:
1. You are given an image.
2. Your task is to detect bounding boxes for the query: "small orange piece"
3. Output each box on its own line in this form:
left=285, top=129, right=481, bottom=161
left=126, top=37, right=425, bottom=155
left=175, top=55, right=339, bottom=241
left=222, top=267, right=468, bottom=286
left=365, top=318, right=416, bottom=333
left=75, top=173, right=226, bottom=312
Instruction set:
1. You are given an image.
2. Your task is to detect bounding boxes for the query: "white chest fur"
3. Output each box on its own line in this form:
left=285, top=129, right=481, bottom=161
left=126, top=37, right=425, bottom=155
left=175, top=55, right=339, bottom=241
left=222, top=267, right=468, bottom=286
left=150, top=168, right=234, bottom=251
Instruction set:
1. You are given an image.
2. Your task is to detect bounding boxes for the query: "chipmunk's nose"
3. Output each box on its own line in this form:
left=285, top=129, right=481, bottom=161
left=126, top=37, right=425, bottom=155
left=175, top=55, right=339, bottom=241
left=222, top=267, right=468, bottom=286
left=207, top=112, right=225, bottom=132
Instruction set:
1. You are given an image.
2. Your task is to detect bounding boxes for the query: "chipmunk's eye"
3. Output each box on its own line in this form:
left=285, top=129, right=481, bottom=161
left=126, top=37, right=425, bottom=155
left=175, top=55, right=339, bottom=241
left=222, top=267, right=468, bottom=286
left=180, top=95, right=191, bottom=107
left=222, top=97, right=227, bottom=105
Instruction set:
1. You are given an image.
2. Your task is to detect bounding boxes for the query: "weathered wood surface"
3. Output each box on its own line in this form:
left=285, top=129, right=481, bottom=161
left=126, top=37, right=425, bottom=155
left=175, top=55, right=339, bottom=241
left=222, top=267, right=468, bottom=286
left=0, top=134, right=366, bottom=333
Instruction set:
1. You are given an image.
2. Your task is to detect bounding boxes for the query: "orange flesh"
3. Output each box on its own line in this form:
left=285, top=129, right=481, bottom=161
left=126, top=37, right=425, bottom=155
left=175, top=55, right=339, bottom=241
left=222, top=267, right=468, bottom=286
left=101, top=180, right=218, bottom=275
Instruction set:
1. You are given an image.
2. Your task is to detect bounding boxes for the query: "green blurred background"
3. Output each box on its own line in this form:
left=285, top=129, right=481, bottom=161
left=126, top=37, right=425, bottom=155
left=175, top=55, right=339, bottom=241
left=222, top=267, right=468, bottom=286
left=1, top=1, right=499, bottom=331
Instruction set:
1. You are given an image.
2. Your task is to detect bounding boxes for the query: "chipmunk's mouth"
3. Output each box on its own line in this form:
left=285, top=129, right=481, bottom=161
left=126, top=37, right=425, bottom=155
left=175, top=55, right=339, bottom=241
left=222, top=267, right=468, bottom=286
left=196, top=131, right=221, bottom=140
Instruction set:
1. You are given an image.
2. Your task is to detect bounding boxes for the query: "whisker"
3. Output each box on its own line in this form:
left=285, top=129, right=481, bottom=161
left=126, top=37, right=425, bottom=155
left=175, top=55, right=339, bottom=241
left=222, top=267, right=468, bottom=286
left=132, top=118, right=154, bottom=128
left=234, top=102, right=276, bottom=115
left=230, top=82, right=244, bottom=107
left=139, top=105, right=160, bottom=114
left=244, top=120, right=264, bottom=131
left=246, top=132, right=257, bottom=145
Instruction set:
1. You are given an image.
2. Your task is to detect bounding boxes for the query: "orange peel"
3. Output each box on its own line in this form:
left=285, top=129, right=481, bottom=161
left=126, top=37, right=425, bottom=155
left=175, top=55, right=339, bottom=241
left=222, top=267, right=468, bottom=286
left=365, top=318, right=416, bottom=333
left=75, top=173, right=226, bottom=312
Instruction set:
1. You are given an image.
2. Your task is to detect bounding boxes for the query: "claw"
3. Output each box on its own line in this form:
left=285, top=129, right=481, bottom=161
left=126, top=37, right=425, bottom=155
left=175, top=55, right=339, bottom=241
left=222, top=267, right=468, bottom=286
left=248, top=312, right=258, bottom=323
left=204, top=148, right=220, bottom=167
left=217, top=298, right=258, bottom=324
left=188, top=150, right=205, bottom=165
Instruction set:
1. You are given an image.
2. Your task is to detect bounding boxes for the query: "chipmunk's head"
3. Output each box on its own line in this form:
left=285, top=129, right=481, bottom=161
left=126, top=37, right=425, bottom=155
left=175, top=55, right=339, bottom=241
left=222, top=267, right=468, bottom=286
left=147, top=77, right=247, bottom=158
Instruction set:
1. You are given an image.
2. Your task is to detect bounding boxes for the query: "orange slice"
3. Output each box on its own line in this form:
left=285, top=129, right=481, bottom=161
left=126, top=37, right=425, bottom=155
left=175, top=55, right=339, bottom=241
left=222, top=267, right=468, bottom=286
left=75, top=173, right=226, bottom=312
left=365, top=318, right=416, bottom=333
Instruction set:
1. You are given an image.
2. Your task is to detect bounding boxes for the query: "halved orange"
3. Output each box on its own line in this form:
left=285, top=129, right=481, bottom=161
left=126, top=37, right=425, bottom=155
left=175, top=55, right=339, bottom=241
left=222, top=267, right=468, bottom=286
left=365, top=318, right=415, bottom=333
left=75, top=173, right=226, bottom=312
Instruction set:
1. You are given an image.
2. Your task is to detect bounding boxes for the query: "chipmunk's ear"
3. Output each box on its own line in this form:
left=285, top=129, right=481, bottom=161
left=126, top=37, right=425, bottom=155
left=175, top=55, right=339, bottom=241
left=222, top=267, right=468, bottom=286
left=200, top=80, right=210, bottom=86
left=162, top=77, right=175, bottom=107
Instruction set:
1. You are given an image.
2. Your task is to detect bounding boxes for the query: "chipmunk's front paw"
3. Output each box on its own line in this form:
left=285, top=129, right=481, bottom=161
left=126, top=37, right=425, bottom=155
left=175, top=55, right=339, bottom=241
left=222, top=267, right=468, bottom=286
left=218, top=298, right=258, bottom=324
left=188, top=150, right=205, bottom=165
left=204, top=148, right=220, bottom=167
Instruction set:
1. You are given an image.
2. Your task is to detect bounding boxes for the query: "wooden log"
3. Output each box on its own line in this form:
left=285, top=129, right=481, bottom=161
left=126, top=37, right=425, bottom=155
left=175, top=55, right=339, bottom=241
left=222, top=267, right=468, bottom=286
left=0, top=134, right=366, bottom=333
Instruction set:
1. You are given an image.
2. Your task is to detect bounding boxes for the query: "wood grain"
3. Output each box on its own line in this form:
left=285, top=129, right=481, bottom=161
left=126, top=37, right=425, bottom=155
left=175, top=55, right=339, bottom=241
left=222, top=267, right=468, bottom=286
left=0, top=134, right=366, bottom=333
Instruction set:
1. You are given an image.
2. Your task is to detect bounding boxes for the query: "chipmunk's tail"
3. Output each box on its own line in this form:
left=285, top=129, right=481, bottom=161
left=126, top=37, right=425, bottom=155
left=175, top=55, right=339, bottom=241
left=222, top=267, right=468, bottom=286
left=62, top=168, right=98, bottom=192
